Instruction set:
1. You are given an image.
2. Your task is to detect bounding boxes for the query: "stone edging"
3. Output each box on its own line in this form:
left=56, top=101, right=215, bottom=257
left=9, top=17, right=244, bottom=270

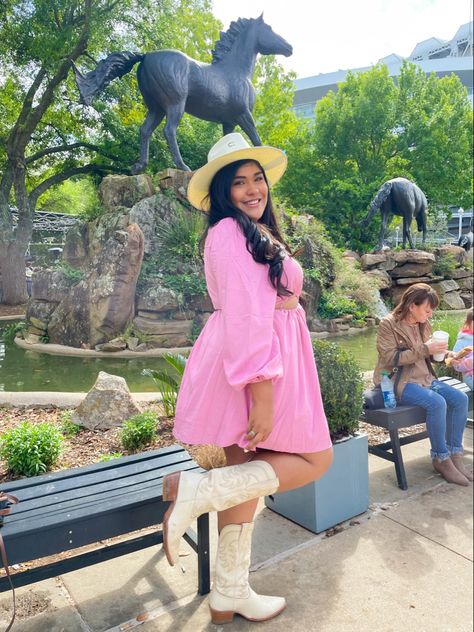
left=0, top=391, right=161, bottom=408
left=0, top=314, right=25, bottom=321
left=14, top=337, right=192, bottom=358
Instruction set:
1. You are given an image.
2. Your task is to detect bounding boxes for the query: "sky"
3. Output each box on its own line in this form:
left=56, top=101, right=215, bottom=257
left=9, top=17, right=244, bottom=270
left=211, top=0, right=473, bottom=78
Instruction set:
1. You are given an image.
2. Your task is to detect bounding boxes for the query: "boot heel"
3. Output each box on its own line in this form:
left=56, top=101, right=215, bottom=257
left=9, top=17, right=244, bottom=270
left=209, top=607, right=234, bottom=624
left=162, top=472, right=181, bottom=501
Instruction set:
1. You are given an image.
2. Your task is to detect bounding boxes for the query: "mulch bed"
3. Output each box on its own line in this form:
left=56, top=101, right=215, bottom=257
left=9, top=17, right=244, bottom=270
left=0, top=304, right=27, bottom=318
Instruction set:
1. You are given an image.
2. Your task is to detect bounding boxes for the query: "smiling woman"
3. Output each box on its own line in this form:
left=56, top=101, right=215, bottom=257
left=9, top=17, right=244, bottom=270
left=229, top=162, right=269, bottom=221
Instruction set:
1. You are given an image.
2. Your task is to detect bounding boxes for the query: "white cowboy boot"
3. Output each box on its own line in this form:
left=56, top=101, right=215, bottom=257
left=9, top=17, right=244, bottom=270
left=209, top=523, right=286, bottom=624
left=162, top=460, right=279, bottom=566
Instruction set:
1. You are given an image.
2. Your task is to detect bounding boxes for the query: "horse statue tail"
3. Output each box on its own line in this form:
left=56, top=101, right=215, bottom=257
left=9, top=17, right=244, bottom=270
left=361, top=181, right=393, bottom=225
left=74, top=52, right=145, bottom=106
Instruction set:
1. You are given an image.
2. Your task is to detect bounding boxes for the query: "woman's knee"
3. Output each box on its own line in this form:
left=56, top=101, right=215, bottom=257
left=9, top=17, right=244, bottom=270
left=302, top=447, right=333, bottom=478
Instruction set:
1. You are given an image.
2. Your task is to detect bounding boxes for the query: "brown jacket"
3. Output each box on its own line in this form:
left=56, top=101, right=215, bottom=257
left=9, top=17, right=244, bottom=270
left=373, top=313, right=436, bottom=398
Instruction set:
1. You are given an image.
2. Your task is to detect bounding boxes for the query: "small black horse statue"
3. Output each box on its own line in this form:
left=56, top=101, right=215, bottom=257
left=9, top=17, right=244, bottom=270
left=74, top=15, right=292, bottom=172
left=362, top=177, right=428, bottom=250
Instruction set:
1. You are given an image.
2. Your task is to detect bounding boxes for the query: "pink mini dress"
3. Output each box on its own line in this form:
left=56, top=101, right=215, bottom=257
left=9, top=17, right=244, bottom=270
left=173, top=217, right=331, bottom=454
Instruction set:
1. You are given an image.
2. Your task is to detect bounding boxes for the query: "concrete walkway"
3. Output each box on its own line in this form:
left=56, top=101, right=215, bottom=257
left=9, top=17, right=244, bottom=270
left=0, top=433, right=472, bottom=632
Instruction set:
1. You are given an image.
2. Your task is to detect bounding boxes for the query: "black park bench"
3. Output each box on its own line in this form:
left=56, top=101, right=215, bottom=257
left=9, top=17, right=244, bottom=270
left=363, top=376, right=473, bottom=491
left=0, top=445, right=210, bottom=595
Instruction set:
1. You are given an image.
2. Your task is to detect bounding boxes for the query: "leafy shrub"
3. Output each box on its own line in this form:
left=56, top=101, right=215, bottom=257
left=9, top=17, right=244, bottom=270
left=155, top=206, right=204, bottom=261
left=119, top=412, right=158, bottom=452
left=0, top=421, right=63, bottom=476
left=143, top=353, right=187, bottom=417
left=282, top=209, right=337, bottom=288
left=99, top=452, right=124, bottom=462
left=54, top=261, right=84, bottom=283
left=2, top=321, right=26, bottom=343
left=312, top=340, right=364, bottom=439
left=60, top=410, right=82, bottom=437
left=433, top=252, right=458, bottom=278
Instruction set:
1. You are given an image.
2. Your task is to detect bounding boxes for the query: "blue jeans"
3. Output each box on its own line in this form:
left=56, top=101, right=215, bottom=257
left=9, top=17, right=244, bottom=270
left=400, top=380, right=468, bottom=460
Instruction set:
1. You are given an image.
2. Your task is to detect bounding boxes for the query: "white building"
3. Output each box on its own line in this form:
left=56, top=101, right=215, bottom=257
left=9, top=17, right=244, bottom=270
left=293, top=22, right=473, bottom=119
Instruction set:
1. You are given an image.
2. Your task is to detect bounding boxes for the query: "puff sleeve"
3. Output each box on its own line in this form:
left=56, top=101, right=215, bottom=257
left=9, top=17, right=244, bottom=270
left=206, top=218, right=283, bottom=391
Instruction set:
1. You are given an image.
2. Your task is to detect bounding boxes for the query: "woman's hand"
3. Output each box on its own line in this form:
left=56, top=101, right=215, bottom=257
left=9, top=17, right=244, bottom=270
left=426, top=339, right=449, bottom=356
left=246, top=380, right=273, bottom=450
left=246, top=400, right=273, bottom=450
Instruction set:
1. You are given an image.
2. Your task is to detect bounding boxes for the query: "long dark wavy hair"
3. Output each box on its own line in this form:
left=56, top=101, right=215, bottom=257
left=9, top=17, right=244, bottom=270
left=200, top=159, right=293, bottom=297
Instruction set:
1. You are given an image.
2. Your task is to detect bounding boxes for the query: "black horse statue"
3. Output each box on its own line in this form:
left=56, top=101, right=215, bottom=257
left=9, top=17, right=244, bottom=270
left=362, top=177, right=428, bottom=250
left=74, top=15, right=292, bottom=172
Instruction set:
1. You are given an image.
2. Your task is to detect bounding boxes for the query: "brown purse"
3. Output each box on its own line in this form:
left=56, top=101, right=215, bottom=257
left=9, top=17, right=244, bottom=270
left=0, top=491, right=18, bottom=632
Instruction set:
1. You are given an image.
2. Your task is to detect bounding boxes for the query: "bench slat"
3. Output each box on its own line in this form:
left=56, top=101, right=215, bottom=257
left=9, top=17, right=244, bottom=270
left=1, top=447, right=192, bottom=501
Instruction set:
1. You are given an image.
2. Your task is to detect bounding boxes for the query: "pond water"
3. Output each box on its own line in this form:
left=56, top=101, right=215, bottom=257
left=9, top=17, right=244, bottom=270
left=0, top=310, right=467, bottom=392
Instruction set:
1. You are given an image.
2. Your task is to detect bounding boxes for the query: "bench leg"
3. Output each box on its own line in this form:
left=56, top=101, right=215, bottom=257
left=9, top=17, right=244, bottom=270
left=197, top=513, right=210, bottom=595
left=389, top=427, right=408, bottom=490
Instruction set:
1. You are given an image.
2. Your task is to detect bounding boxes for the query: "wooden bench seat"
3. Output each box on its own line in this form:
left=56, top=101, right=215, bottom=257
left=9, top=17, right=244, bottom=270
left=0, top=445, right=210, bottom=595
left=363, top=376, right=473, bottom=490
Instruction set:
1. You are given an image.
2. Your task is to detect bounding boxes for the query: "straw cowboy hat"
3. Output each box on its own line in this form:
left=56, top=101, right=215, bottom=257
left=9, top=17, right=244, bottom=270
left=187, top=133, right=287, bottom=211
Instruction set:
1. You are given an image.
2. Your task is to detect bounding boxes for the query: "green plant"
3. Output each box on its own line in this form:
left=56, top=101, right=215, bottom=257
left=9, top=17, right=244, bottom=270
left=156, top=207, right=204, bottom=261
left=99, top=452, right=124, bottom=462
left=60, top=410, right=82, bottom=437
left=2, top=321, right=27, bottom=343
left=312, top=340, right=364, bottom=439
left=54, top=261, right=85, bottom=283
left=431, top=312, right=465, bottom=349
left=39, top=333, right=50, bottom=344
left=0, top=421, right=63, bottom=476
left=142, top=353, right=187, bottom=417
left=433, top=252, right=458, bottom=278
left=119, top=412, right=158, bottom=452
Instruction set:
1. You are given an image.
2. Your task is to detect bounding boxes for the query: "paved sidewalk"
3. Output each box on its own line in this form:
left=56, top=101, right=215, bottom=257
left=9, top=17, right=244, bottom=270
left=0, top=432, right=472, bottom=632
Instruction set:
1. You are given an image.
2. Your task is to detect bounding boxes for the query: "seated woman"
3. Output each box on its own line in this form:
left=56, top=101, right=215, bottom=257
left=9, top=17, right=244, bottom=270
left=373, top=283, right=471, bottom=486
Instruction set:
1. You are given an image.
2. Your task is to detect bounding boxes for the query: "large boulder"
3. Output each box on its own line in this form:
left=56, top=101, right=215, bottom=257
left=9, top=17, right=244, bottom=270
left=364, top=269, right=392, bottom=289
left=460, top=292, right=473, bottom=307
left=360, top=253, right=387, bottom=269
left=390, top=262, right=434, bottom=278
left=49, top=224, right=145, bottom=347
left=62, top=222, right=89, bottom=270
left=439, top=292, right=466, bottom=310
left=457, top=276, right=473, bottom=291
left=430, top=279, right=460, bottom=295
left=137, top=282, right=181, bottom=312
left=31, top=269, right=72, bottom=303
left=395, top=276, right=434, bottom=285
left=133, top=315, right=193, bottom=346
left=25, top=300, right=57, bottom=328
left=433, top=245, right=466, bottom=266
left=392, top=250, right=435, bottom=265
left=99, top=174, right=155, bottom=212
left=72, top=372, right=142, bottom=430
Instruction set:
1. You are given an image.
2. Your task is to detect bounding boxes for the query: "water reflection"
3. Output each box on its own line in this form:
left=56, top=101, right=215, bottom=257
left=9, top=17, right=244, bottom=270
left=0, top=322, right=169, bottom=392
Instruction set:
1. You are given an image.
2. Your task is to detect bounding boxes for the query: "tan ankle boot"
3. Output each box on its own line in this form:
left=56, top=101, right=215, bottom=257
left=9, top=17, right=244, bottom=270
left=451, top=454, right=473, bottom=482
left=209, top=523, right=286, bottom=624
left=432, top=457, right=469, bottom=486
left=162, top=460, right=279, bottom=566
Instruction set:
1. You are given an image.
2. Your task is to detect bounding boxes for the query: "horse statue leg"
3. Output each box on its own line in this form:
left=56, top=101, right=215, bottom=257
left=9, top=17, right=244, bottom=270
left=403, top=215, right=415, bottom=249
left=223, top=123, right=235, bottom=135
left=163, top=102, right=190, bottom=171
left=131, top=108, right=164, bottom=174
left=236, top=110, right=262, bottom=146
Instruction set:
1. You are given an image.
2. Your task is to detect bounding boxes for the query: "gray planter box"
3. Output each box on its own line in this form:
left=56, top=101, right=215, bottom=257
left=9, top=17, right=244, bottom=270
left=264, top=432, right=369, bottom=533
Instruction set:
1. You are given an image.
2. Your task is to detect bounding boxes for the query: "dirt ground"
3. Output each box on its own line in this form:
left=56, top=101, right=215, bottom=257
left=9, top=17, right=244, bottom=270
left=0, top=303, right=26, bottom=318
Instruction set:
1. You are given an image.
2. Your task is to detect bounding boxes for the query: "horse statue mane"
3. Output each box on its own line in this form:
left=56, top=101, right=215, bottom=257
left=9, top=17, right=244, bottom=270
left=212, top=18, right=252, bottom=63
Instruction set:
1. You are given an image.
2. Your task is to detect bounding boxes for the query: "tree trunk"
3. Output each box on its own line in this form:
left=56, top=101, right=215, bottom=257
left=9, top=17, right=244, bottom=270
left=0, top=243, right=28, bottom=305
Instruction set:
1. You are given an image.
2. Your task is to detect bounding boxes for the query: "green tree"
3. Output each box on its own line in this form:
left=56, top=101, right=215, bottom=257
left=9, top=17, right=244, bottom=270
left=0, top=0, right=222, bottom=304
left=253, top=56, right=299, bottom=149
left=278, top=63, right=473, bottom=250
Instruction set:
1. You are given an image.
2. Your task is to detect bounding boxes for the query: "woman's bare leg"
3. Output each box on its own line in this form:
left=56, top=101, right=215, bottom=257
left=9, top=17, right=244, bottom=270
left=217, top=445, right=334, bottom=531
